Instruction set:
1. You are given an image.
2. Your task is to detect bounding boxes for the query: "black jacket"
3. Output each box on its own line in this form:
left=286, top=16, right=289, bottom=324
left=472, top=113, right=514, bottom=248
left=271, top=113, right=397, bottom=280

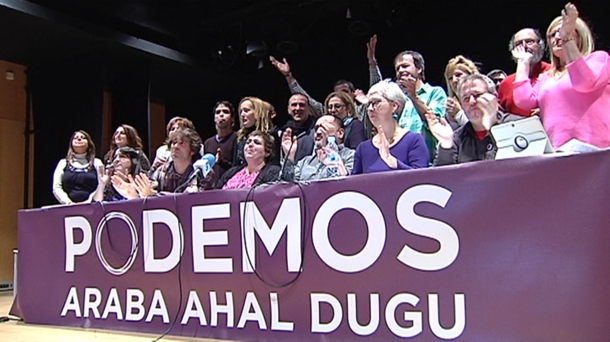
left=214, top=163, right=281, bottom=189
left=435, top=112, right=523, bottom=165
left=280, top=117, right=315, bottom=162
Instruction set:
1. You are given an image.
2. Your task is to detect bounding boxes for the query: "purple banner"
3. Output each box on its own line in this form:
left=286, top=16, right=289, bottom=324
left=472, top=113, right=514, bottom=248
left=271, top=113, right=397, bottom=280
left=12, top=151, right=610, bottom=341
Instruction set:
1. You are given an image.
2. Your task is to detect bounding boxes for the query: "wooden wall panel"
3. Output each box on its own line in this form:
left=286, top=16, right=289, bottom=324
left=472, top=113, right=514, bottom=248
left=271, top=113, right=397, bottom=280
left=0, top=61, right=26, bottom=283
left=149, top=101, right=166, bottom=160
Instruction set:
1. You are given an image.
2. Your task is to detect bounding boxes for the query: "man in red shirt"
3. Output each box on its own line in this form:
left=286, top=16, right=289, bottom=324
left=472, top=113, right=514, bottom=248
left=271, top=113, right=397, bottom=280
left=497, top=28, right=551, bottom=117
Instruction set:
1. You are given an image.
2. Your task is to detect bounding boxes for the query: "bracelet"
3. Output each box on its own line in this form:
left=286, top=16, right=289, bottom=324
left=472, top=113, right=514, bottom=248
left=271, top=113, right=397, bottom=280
left=563, top=34, right=576, bottom=43
left=284, top=73, right=292, bottom=78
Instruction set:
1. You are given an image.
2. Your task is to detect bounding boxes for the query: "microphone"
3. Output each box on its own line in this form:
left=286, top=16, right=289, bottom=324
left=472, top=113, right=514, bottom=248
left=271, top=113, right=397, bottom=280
left=185, top=153, right=216, bottom=185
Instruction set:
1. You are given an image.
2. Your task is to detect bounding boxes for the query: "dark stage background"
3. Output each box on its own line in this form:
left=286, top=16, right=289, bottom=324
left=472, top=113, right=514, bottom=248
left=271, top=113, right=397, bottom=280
left=0, top=0, right=607, bottom=206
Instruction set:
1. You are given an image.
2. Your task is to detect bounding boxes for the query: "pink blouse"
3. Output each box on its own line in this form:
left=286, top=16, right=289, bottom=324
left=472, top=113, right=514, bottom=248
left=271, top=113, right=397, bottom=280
left=513, top=51, right=610, bottom=149
left=222, top=168, right=260, bottom=189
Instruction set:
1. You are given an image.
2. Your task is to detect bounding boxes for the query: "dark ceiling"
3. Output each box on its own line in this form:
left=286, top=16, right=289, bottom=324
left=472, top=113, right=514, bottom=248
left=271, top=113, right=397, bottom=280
left=0, top=0, right=609, bottom=108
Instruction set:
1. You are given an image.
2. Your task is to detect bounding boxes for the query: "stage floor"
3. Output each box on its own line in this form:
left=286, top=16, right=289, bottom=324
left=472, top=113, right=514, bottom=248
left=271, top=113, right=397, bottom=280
left=0, top=291, right=239, bottom=342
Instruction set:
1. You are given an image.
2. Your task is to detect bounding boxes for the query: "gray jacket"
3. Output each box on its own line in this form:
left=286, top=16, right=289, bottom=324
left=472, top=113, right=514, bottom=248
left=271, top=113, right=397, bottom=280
left=281, top=144, right=355, bottom=182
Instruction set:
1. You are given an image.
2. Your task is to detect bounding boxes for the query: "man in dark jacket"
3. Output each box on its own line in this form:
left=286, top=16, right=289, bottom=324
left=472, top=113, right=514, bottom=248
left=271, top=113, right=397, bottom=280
left=279, top=94, right=316, bottom=162
left=427, top=74, right=523, bottom=165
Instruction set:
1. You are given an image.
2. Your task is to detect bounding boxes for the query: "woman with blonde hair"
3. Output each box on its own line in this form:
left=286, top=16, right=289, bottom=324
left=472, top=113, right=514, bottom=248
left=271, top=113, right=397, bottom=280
left=233, top=96, right=274, bottom=166
left=513, top=3, right=610, bottom=149
left=323, top=91, right=366, bottom=148
left=443, top=55, right=480, bottom=129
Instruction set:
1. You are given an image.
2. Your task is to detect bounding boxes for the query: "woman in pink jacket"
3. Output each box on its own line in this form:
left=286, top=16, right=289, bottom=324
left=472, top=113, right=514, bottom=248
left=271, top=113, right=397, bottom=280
left=512, top=3, right=610, bottom=149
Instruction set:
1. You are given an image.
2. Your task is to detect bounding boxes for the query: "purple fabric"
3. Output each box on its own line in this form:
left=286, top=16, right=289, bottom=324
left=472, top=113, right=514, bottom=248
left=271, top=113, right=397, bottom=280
left=352, top=131, right=429, bottom=174
left=11, top=150, right=610, bottom=341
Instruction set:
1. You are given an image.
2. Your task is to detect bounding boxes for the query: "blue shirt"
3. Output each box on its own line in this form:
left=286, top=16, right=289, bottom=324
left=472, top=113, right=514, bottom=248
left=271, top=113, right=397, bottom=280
left=397, top=83, right=447, bottom=161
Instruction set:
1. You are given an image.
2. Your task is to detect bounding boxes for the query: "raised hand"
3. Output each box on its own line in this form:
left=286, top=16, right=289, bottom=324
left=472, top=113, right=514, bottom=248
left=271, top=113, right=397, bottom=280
left=376, top=126, right=398, bottom=168
left=511, top=45, right=533, bottom=64
left=113, top=168, right=128, bottom=182
left=377, top=126, right=390, bottom=159
left=281, top=128, right=297, bottom=160
left=476, top=93, right=499, bottom=131
left=215, top=147, right=222, bottom=164
left=445, top=97, right=462, bottom=120
left=133, top=173, right=155, bottom=197
left=111, top=174, right=139, bottom=199
left=354, top=89, right=368, bottom=105
left=398, top=75, right=417, bottom=98
left=426, top=111, right=454, bottom=149
left=97, top=165, right=111, bottom=185
left=366, top=34, right=377, bottom=64
left=560, top=3, right=578, bottom=39
left=269, top=56, right=291, bottom=76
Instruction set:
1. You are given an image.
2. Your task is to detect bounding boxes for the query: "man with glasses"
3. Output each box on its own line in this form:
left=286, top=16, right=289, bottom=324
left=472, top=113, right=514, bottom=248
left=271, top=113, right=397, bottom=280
left=281, top=115, right=354, bottom=181
left=426, top=74, right=522, bottom=165
left=498, top=28, right=551, bottom=116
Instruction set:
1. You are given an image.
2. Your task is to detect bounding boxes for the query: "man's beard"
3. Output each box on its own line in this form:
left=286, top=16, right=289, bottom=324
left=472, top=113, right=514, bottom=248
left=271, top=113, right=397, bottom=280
left=529, top=48, right=544, bottom=65
left=512, top=46, right=544, bottom=65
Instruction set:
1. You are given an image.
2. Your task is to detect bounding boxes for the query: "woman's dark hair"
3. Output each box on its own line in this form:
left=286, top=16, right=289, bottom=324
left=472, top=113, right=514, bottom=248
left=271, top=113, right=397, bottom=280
left=104, top=124, right=144, bottom=163
left=246, top=130, right=275, bottom=162
left=115, top=146, right=144, bottom=176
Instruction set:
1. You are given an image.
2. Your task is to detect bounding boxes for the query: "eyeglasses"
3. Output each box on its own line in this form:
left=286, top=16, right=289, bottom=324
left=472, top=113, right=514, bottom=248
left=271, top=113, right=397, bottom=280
left=514, top=38, right=538, bottom=46
left=326, top=104, right=345, bottom=110
left=367, top=98, right=386, bottom=109
left=460, top=93, right=486, bottom=103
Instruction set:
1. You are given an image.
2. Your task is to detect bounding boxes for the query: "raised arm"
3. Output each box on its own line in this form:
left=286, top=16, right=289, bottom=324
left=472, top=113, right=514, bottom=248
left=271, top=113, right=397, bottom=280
left=367, top=35, right=383, bottom=87
left=568, top=51, right=610, bottom=93
left=511, top=45, right=539, bottom=110
left=424, top=112, right=458, bottom=166
left=279, top=128, right=299, bottom=181
left=269, top=56, right=324, bottom=117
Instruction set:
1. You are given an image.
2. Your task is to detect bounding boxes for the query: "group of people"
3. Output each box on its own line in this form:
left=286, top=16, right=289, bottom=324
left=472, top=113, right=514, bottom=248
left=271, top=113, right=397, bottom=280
left=53, top=3, right=610, bottom=205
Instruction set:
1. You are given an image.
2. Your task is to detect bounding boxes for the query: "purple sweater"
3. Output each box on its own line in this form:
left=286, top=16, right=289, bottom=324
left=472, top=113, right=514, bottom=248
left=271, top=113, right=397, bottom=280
left=352, top=132, right=429, bottom=174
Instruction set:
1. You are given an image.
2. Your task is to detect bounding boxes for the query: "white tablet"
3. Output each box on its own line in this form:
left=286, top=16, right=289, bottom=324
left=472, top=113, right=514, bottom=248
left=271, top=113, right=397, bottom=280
left=490, top=116, right=554, bottom=160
